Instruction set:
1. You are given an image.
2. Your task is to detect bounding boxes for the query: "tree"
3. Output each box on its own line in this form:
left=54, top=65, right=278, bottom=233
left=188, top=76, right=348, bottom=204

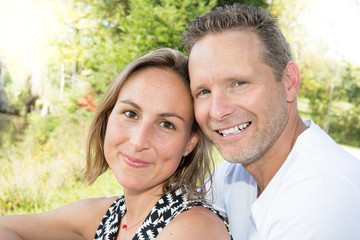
left=216, top=0, right=268, bottom=8
left=336, top=63, right=360, bottom=106
left=56, top=0, right=218, bottom=95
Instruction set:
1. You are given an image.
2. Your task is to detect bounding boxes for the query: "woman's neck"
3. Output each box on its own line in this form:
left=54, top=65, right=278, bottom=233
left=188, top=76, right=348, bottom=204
left=123, top=185, right=163, bottom=221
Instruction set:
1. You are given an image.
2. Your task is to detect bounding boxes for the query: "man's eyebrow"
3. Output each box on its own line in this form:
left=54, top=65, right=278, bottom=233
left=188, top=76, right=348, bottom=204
left=190, top=84, right=206, bottom=95
left=117, top=100, right=142, bottom=111
left=191, top=75, right=250, bottom=94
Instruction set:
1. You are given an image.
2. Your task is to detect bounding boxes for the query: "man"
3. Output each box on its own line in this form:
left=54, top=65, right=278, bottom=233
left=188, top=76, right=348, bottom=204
left=183, top=4, right=360, bottom=240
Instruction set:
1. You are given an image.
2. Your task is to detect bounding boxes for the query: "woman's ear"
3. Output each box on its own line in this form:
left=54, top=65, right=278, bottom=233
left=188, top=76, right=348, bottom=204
left=283, top=61, right=301, bottom=103
left=183, top=132, right=200, bottom=156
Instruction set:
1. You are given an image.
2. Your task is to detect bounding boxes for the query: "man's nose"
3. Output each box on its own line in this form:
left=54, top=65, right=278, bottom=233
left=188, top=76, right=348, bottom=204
left=209, top=92, right=235, bottom=121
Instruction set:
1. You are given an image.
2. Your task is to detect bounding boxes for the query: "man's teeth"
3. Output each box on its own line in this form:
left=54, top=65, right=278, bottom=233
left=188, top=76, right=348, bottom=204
left=218, top=122, right=250, bottom=137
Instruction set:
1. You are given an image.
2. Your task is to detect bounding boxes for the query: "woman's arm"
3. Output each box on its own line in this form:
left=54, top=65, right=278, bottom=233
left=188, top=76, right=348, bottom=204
left=156, top=206, right=231, bottom=240
left=0, top=225, right=23, bottom=240
left=0, top=197, right=117, bottom=240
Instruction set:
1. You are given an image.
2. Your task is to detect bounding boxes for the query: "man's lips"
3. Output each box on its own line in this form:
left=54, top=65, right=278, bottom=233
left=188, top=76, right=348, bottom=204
left=216, top=122, right=251, bottom=137
left=122, top=154, right=150, bottom=168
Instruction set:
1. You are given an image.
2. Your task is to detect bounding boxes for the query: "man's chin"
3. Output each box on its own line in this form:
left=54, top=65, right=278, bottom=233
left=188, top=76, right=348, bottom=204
left=216, top=146, right=260, bottom=165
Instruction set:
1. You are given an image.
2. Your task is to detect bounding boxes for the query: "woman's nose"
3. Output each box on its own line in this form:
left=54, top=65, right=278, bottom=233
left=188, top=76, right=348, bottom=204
left=129, top=122, right=151, bottom=152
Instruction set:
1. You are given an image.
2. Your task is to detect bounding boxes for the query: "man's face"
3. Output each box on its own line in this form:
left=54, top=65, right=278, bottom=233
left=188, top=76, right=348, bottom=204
left=189, top=31, right=289, bottom=165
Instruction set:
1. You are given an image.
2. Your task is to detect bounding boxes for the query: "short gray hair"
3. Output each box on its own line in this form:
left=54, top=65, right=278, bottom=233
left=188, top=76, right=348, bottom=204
left=183, top=3, right=292, bottom=81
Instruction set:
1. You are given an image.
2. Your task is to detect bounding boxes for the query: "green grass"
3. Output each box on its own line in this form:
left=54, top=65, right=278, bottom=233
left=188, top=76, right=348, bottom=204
left=297, top=97, right=354, bottom=120
left=0, top=111, right=122, bottom=215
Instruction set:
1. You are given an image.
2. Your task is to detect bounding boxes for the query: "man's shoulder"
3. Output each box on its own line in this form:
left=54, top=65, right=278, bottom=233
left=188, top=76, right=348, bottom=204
left=294, top=120, right=359, bottom=165
left=214, top=161, right=249, bottom=177
left=213, top=160, right=256, bottom=188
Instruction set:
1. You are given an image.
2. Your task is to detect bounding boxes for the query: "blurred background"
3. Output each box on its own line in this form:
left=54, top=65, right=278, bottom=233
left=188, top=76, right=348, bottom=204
left=0, top=0, right=359, bottom=215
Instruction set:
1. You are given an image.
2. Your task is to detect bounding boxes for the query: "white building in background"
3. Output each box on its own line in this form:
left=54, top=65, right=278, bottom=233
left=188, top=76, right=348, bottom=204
left=0, top=56, right=9, bottom=113
left=0, top=57, right=4, bottom=89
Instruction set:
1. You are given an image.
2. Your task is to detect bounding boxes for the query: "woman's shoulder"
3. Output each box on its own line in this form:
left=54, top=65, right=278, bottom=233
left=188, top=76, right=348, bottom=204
left=44, top=197, right=120, bottom=238
left=156, top=205, right=231, bottom=240
left=0, top=196, right=121, bottom=240
left=51, top=196, right=119, bottom=216
left=48, top=196, right=120, bottom=230
left=78, top=196, right=120, bottom=209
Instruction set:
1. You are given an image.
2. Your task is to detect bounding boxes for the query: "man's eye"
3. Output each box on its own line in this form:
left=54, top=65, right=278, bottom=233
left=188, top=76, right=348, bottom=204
left=160, top=121, right=175, bottom=130
left=124, top=110, right=138, bottom=119
left=199, top=89, right=210, bottom=95
left=235, top=81, right=246, bottom=86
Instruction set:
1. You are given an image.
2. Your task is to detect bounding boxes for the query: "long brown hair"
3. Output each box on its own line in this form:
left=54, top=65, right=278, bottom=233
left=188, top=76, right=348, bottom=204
left=84, top=48, right=213, bottom=199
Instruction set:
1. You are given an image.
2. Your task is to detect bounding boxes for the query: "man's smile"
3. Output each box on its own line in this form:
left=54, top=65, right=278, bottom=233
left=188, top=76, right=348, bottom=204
left=217, top=122, right=251, bottom=137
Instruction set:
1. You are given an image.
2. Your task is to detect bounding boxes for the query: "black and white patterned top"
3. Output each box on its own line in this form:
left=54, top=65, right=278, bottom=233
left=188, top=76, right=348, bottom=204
left=94, top=188, right=232, bottom=240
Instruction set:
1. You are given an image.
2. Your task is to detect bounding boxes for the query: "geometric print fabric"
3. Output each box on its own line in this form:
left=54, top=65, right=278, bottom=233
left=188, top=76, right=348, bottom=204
left=94, top=187, right=232, bottom=240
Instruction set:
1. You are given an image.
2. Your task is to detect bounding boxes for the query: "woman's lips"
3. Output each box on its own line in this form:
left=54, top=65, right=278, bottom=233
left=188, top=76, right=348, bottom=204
left=122, top=154, right=151, bottom=168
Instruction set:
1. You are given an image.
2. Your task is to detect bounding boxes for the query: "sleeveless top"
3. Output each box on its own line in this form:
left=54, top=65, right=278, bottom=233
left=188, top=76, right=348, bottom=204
left=94, top=188, right=232, bottom=240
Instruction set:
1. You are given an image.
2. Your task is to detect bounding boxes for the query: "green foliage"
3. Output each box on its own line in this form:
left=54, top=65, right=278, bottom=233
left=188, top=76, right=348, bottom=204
left=24, top=113, right=60, bottom=145
left=46, top=0, right=218, bottom=96
left=2, top=71, right=12, bottom=87
left=87, top=0, right=217, bottom=94
left=297, top=59, right=360, bottom=144
left=307, top=87, right=329, bottom=129
left=216, top=0, right=268, bottom=8
left=299, top=57, right=330, bottom=129
left=1, top=72, right=34, bottom=115
left=329, top=106, right=360, bottom=147
left=0, top=114, right=25, bottom=148
left=270, top=1, right=360, bottom=144
left=335, top=63, right=360, bottom=106
left=0, top=110, right=121, bottom=215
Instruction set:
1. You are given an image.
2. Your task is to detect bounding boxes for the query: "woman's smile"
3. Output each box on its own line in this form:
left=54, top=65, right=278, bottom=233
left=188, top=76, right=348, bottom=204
left=122, top=153, right=151, bottom=168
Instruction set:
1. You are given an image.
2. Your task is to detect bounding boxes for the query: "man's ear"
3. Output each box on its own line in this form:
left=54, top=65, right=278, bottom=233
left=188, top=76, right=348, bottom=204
left=183, top=132, right=200, bottom=156
left=283, top=61, right=301, bottom=103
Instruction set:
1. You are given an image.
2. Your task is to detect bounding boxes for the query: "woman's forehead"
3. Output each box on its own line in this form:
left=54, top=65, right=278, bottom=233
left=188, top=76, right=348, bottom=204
left=117, top=67, right=194, bottom=117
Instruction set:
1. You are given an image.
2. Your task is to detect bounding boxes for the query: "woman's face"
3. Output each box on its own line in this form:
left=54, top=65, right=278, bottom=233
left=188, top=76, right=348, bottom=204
left=104, top=67, right=199, bottom=193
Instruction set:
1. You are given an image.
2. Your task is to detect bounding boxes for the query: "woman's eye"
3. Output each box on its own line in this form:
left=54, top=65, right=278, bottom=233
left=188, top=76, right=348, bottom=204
left=160, top=121, right=175, bottom=130
left=124, top=110, right=138, bottom=119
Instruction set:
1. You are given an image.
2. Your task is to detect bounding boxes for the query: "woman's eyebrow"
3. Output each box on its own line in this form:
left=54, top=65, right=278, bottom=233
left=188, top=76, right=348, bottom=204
left=117, top=100, right=185, bottom=122
left=117, top=99, right=141, bottom=110
left=159, top=113, right=185, bottom=122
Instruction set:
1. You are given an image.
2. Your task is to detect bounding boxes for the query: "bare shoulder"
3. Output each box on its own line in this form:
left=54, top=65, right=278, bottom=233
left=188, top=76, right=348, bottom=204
left=156, top=206, right=231, bottom=240
left=44, top=196, right=118, bottom=220
left=0, top=196, right=119, bottom=240
left=45, top=196, right=119, bottom=238
left=62, top=196, right=118, bottom=212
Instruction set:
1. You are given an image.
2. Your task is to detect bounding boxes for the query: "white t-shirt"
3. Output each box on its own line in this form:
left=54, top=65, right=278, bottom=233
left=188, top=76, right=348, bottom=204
left=208, top=161, right=257, bottom=240
left=207, top=120, right=360, bottom=240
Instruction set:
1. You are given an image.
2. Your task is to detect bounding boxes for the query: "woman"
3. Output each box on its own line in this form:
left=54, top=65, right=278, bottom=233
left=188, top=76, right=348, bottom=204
left=0, top=48, right=232, bottom=240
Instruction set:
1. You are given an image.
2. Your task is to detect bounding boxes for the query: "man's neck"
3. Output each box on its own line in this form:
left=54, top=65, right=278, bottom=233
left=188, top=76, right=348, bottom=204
left=244, top=114, right=307, bottom=196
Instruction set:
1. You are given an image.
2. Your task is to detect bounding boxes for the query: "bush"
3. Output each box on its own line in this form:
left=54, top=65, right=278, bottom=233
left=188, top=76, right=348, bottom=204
left=0, top=109, right=121, bottom=215
left=329, top=107, right=360, bottom=147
